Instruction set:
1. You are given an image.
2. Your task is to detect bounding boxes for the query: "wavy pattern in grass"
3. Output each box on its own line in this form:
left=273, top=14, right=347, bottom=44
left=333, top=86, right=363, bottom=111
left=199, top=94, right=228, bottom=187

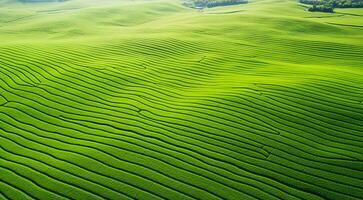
left=0, top=0, right=363, bottom=199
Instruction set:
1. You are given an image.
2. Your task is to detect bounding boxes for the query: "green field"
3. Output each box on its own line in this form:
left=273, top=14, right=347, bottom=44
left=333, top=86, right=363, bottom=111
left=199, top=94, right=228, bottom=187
left=0, top=0, right=363, bottom=199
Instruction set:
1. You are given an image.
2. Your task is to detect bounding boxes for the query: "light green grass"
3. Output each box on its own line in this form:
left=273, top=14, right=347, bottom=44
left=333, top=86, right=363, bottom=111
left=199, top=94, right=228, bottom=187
left=0, top=0, right=362, bottom=199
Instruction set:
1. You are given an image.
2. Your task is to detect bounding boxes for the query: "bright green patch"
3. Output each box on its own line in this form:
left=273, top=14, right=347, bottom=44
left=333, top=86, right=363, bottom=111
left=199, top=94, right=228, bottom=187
left=0, top=0, right=362, bottom=199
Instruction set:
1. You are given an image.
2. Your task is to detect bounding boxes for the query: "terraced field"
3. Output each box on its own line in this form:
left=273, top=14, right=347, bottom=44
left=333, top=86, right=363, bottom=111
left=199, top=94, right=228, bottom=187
left=0, top=0, right=363, bottom=199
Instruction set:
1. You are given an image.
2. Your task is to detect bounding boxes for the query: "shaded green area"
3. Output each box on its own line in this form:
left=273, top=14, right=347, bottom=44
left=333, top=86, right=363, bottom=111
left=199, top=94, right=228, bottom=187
left=0, top=0, right=362, bottom=199
left=183, top=0, right=248, bottom=8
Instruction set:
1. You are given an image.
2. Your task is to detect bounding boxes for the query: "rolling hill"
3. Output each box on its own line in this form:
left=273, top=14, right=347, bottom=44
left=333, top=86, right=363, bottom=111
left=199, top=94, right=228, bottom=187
left=0, top=0, right=362, bottom=199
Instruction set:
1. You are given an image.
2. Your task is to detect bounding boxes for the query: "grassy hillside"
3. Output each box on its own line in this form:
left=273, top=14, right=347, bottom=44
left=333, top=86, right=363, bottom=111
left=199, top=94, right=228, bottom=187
left=0, top=0, right=362, bottom=199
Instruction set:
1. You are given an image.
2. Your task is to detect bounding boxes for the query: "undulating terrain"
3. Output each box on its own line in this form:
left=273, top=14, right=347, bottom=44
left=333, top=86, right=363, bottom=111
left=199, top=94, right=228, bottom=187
left=0, top=0, right=362, bottom=199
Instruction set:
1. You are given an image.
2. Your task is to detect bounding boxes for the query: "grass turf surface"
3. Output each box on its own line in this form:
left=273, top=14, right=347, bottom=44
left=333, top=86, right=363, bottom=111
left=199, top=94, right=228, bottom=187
left=0, top=0, right=362, bottom=199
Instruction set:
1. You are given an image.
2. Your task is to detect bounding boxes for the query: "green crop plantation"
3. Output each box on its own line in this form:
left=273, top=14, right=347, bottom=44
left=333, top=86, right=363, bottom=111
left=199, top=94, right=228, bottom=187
left=0, top=0, right=362, bottom=199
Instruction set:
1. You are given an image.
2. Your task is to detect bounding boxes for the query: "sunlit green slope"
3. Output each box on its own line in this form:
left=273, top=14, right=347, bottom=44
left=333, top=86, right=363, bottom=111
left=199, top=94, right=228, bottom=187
left=0, top=0, right=362, bottom=199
